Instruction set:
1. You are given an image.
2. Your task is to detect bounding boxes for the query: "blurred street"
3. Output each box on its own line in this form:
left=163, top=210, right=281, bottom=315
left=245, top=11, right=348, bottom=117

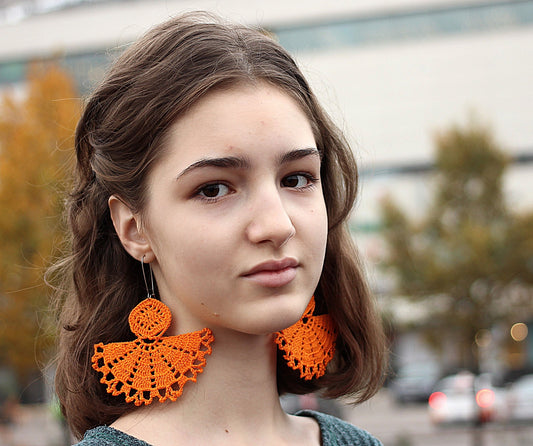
left=0, top=403, right=66, bottom=446
left=1, top=390, right=532, bottom=446
left=343, top=390, right=533, bottom=446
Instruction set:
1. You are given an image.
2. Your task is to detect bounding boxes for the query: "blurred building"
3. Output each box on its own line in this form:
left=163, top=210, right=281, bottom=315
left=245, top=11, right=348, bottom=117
left=1, top=0, right=532, bottom=374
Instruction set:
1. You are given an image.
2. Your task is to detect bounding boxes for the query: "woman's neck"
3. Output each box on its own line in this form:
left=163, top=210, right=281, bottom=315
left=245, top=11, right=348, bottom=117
left=110, top=331, right=319, bottom=446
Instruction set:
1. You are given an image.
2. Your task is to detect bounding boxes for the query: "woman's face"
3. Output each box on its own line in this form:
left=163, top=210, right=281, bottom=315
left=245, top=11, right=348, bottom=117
left=141, top=83, right=328, bottom=336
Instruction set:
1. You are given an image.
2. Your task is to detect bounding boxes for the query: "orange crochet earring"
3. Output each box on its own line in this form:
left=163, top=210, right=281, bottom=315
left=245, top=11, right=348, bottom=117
left=274, top=296, right=337, bottom=380
left=91, top=258, right=214, bottom=406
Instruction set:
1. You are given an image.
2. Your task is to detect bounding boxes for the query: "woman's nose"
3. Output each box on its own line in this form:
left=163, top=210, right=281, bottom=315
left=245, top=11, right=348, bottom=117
left=245, top=187, right=296, bottom=249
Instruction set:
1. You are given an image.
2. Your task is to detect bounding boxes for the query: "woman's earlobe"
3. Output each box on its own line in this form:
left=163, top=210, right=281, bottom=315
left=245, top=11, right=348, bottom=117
left=108, top=195, right=154, bottom=261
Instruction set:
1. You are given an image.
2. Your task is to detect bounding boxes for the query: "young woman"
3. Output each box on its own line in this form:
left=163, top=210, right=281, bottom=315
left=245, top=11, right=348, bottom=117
left=53, top=11, right=387, bottom=446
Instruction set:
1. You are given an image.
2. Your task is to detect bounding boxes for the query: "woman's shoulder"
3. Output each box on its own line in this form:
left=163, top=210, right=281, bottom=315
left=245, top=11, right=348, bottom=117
left=76, top=412, right=380, bottom=446
left=295, top=410, right=383, bottom=446
left=74, top=426, right=152, bottom=446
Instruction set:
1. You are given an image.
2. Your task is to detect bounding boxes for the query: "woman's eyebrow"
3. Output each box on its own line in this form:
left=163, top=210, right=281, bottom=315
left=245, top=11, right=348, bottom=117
left=176, top=147, right=320, bottom=180
left=176, top=156, right=251, bottom=180
left=278, top=147, right=321, bottom=164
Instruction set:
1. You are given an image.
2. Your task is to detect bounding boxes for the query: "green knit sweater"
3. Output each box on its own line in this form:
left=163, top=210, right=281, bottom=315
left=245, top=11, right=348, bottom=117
left=74, top=410, right=382, bottom=446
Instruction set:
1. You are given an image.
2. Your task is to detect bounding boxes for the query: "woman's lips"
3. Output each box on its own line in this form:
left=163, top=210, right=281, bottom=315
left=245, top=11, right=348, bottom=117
left=242, top=258, right=298, bottom=288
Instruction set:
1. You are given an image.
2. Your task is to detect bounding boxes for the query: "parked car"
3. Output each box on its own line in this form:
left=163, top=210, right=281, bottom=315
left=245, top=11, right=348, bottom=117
left=390, top=362, right=441, bottom=404
left=507, top=374, right=533, bottom=422
left=428, top=371, right=506, bottom=425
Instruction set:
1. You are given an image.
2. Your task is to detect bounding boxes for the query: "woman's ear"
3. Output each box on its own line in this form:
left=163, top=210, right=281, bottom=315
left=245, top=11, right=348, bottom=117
left=108, top=195, right=155, bottom=262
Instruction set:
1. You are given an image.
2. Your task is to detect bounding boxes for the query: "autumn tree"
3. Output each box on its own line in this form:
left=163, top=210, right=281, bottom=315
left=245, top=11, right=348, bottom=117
left=380, top=118, right=533, bottom=372
left=0, top=63, right=79, bottom=387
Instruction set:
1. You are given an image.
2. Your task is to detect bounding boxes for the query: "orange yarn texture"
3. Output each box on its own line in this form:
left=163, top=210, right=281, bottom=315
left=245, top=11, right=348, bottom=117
left=275, top=296, right=337, bottom=380
left=92, top=298, right=214, bottom=406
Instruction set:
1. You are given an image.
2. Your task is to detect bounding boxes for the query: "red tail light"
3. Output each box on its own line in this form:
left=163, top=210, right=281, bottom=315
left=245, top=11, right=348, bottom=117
left=429, top=391, right=447, bottom=409
left=476, top=388, right=495, bottom=408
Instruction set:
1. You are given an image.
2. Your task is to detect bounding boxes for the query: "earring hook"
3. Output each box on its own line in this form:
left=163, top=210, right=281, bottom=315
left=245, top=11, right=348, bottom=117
left=141, top=255, right=155, bottom=299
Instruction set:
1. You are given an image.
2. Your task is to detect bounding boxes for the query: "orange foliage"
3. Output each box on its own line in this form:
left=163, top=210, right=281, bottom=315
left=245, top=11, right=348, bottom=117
left=0, top=63, right=79, bottom=381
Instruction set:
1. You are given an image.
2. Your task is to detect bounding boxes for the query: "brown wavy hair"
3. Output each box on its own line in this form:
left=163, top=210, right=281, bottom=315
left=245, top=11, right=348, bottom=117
left=51, top=11, right=387, bottom=439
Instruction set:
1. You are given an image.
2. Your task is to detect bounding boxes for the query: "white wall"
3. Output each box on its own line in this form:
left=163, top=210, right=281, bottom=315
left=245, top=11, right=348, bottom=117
left=297, top=26, right=533, bottom=167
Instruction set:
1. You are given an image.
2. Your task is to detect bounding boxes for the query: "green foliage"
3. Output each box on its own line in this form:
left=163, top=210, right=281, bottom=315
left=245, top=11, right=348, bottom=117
left=380, top=118, right=533, bottom=369
left=0, top=63, right=79, bottom=382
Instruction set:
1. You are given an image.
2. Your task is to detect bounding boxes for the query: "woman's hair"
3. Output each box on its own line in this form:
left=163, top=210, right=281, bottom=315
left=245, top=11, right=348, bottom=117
left=52, top=11, right=387, bottom=438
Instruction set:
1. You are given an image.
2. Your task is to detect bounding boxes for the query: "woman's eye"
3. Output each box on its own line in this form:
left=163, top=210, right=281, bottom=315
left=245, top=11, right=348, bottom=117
left=281, top=174, right=317, bottom=189
left=197, top=183, right=230, bottom=199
